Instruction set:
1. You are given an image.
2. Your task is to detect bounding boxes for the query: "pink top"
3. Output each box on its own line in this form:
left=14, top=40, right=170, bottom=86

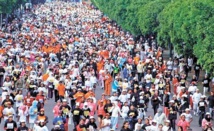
left=80, top=102, right=84, bottom=109
left=202, top=119, right=212, bottom=129
left=30, top=54, right=35, bottom=62
left=53, top=105, right=60, bottom=117
left=177, top=119, right=189, bottom=131
left=87, top=102, right=96, bottom=116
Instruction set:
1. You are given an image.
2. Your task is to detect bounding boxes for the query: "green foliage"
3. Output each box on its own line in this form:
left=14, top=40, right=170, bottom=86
left=92, top=0, right=214, bottom=75
left=137, top=0, right=171, bottom=35
left=157, top=0, right=214, bottom=56
left=0, top=0, right=27, bottom=14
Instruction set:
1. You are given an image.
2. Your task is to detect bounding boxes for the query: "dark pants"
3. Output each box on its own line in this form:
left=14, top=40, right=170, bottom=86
left=54, top=89, right=59, bottom=102
left=160, top=94, right=163, bottom=105
left=28, top=88, right=34, bottom=92
left=153, top=105, right=159, bottom=115
left=0, top=75, right=3, bottom=87
left=73, top=118, right=80, bottom=130
left=138, top=73, right=143, bottom=81
left=48, top=88, right=54, bottom=99
left=70, top=102, right=75, bottom=111
left=195, top=71, right=200, bottom=80
left=170, top=119, right=176, bottom=131
left=199, top=111, right=205, bottom=126
left=59, top=95, right=64, bottom=102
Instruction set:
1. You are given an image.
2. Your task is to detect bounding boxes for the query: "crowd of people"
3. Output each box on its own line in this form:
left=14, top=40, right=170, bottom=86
left=0, top=1, right=214, bottom=131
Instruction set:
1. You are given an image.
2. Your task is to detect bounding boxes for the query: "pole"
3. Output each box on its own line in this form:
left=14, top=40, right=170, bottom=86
left=0, top=13, right=2, bottom=28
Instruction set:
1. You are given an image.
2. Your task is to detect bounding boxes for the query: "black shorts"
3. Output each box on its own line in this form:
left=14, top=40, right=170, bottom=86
left=98, top=115, right=103, bottom=119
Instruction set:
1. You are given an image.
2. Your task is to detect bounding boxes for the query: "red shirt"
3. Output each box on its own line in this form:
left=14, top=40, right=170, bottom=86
left=24, top=96, right=35, bottom=107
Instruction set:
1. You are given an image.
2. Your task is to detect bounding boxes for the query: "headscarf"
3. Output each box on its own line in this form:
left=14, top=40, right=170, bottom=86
left=157, top=108, right=163, bottom=117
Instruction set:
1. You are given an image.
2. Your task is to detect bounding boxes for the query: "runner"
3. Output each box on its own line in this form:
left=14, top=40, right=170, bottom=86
left=0, top=1, right=212, bottom=131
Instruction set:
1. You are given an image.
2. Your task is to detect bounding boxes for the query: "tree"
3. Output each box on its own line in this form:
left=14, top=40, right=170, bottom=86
left=137, top=0, right=171, bottom=35
left=0, top=0, right=26, bottom=14
left=92, top=0, right=214, bottom=75
left=157, top=0, right=214, bottom=56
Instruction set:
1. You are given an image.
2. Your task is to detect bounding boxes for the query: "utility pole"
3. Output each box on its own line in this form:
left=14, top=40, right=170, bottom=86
left=0, top=13, right=2, bottom=28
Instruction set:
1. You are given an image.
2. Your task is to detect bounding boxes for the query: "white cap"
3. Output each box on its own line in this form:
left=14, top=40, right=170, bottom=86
left=182, top=94, right=187, bottom=97
left=122, top=89, right=127, bottom=92
left=201, top=95, right=206, bottom=98
left=90, top=116, right=94, bottom=119
left=181, top=113, right=185, bottom=116
left=185, top=108, right=190, bottom=111
left=152, top=120, right=157, bottom=123
left=181, top=86, right=185, bottom=89
left=62, top=99, right=67, bottom=102
left=169, top=100, right=174, bottom=103
left=55, top=125, right=60, bottom=128
left=206, top=112, right=211, bottom=115
left=20, top=119, right=26, bottom=123
left=139, top=91, right=144, bottom=95
left=165, top=120, right=170, bottom=123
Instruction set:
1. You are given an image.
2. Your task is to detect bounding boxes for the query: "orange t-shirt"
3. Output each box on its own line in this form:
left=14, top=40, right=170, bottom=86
left=134, top=57, right=140, bottom=65
left=0, top=106, right=3, bottom=118
left=58, top=84, right=65, bottom=96
left=97, top=62, right=104, bottom=72
left=84, top=92, right=95, bottom=99
left=73, top=92, right=84, bottom=103
left=42, top=74, right=49, bottom=81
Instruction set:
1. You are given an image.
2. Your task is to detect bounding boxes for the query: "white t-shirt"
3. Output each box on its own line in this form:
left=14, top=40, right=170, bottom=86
left=101, top=119, right=111, bottom=131
left=184, top=113, right=193, bottom=122
left=192, top=92, right=202, bottom=104
left=162, top=126, right=170, bottom=131
left=167, top=60, right=173, bottom=70
left=144, top=74, right=153, bottom=83
left=73, top=67, right=80, bottom=77
left=90, top=76, right=97, bottom=84
left=18, top=108, right=28, bottom=122
left=121, top=106, right=129, bottom=118
left=3, top=107, right=15, bottom=121
left=118, top=94, right=128, bottom=103
left=110, top=106, right=121, bottom=117
left=38, top=87, right=47, bottom=95
left=135, top=123, right=144, bottom=131
left=188, top=58, right=193, bottom=67
left=188, top=85, right=197, bottom=93
left=3, top=81, right=12, bottom=88
left=14, top=94, right=24, bottom=107
left=34, top=125, right=49, bottom=131
left=85, top=80, right=92, bottom=87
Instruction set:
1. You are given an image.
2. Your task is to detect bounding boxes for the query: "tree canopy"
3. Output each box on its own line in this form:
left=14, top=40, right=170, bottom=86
left=0, top=0, right=26, bottom=14
left=92, top=0, right=214, bottom=75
